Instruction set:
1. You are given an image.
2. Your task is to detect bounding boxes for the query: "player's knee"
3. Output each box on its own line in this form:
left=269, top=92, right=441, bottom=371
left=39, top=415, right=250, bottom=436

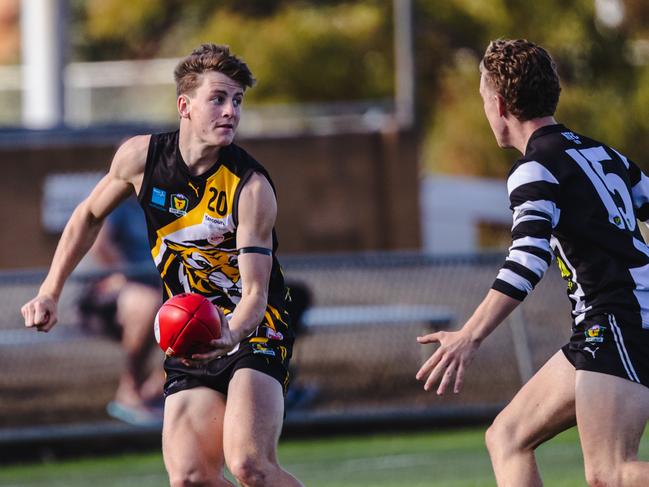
left=485, top=415, right=530, bottom=457
left=228, top=456, right=274, bottom=487
left=584, top=462, right=621, bottom=487
left=168, top=466, right=213, bottom=487
left=485, top=418, right=511, bottom=455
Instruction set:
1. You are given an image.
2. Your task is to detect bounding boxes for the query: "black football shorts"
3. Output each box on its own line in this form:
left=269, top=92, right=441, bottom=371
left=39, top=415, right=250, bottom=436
left=163, top=334, right=293, bottom=397
left=562, top=313, right=649, bottom=387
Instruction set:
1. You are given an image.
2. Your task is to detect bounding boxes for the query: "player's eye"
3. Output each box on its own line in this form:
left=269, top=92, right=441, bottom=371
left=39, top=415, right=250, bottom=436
left=233, top=97, right=242, bottom=107
left=211, top=95, right=225, bottom=105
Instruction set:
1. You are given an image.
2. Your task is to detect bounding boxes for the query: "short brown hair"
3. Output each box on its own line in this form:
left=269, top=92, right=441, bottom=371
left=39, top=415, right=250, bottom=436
left=480, top=39, right=561, bottom=121
left=174, top=44, right=255, bottom=97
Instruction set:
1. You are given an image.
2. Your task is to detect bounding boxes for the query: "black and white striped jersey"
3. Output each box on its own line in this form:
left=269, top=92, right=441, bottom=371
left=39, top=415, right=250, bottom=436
left=492, top=124, right=649, bottom=328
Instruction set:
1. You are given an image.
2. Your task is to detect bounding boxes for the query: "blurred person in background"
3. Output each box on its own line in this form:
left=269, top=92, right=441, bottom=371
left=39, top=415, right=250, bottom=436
left=21, top=44, right=303, bottom=487
left=78, top=195, right=163, bottom=425
left=417, top=38, right=649, bottom=486
left=283, top=281, right=319, bottom=411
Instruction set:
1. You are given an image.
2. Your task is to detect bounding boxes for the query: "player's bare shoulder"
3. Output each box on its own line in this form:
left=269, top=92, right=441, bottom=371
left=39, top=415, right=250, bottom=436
left=238, top=171, right=277, bottom=229
left=109, top=134, right=152, bottom=193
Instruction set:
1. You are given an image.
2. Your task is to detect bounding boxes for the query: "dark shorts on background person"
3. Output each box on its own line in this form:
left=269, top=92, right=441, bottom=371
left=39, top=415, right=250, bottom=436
left=163, top=337, right=293, bottom=397
left=562, top=313, right=649, bottom=388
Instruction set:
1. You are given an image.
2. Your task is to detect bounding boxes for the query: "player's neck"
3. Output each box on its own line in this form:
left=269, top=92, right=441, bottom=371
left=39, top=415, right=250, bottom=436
left=509, top=116, right=557, bottom=154
left=178, top=128, right=222, bottom=176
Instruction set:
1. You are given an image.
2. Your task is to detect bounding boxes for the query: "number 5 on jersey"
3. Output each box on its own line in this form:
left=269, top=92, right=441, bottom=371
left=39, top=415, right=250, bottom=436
left=566, top=147, right=636, bottom=232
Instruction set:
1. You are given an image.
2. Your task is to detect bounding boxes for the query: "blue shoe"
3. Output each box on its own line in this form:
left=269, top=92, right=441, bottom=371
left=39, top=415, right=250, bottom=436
left=106, top=401, right=163, bottom=427
left=285, top=385, right=319, bottom=411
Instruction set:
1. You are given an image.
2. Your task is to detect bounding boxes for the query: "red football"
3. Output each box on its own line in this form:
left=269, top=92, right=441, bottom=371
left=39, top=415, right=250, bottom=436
left=154, top=293, right=221, bottom=357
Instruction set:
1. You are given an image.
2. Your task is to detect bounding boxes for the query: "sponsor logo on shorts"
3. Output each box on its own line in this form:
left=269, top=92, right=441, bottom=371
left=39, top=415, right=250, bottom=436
left=169, top=193, right=189, bottom=216
left=151, top=187, right=166, bottom=209
left=252, top=343, right=276, bottom=357
left=583, top=346, right=600, bottom=359
left=585, top=324, right=606, bottom=343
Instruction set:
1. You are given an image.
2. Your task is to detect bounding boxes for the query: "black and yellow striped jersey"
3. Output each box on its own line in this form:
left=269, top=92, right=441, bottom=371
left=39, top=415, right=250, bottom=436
left=137, top=130, right=292, bottom=341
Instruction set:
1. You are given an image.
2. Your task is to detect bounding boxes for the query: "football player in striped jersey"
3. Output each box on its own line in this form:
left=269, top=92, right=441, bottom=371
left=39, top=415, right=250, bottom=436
left=417, top=39, right=649, bottom=486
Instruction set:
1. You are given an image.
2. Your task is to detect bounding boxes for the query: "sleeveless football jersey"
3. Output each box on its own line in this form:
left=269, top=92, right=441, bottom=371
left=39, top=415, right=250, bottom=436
left=138, top=130, right=292, bottom=340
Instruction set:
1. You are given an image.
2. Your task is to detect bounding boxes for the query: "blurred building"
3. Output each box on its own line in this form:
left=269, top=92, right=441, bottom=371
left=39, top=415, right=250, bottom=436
left=420, top=175, right=510, bottom=254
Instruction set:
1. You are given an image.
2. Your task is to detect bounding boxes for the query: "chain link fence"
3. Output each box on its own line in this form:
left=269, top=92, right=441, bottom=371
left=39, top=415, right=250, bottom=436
left=0, top=252, right=572, bottom=429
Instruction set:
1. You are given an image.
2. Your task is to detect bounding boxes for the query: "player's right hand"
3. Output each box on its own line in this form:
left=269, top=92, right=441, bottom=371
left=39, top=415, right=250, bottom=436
left=21, top=294, right=58, bottom=332
left=415, top=329, right=480, bottom=395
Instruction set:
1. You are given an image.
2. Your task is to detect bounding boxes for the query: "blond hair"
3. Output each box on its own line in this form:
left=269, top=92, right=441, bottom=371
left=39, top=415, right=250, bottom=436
left=174, top=44, right=255, bottom=97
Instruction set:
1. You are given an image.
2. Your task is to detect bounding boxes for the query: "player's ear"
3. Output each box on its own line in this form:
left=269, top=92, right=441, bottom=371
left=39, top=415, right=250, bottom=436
left=178, top=95, right=191, bottom=119
left=495, top=94, right=507, bottom=118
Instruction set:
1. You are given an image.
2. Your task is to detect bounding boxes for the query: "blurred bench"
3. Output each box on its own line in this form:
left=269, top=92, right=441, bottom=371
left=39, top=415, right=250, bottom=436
left=302, top=304, right=454, bottom=330
left=301, top=304, right=455, bottom=363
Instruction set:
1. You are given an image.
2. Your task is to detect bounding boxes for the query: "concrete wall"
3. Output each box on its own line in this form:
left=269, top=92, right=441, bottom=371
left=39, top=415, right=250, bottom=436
left=0, top=128, right=421, bottom=269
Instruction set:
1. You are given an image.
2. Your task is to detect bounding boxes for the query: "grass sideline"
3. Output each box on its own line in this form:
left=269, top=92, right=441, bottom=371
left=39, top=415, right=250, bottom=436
left=1, top=427, right=648, bottom=486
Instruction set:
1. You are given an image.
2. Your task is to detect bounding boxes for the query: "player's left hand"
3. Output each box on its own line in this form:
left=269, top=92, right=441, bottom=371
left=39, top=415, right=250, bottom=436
left=415, top=329, right=480, bottom=395
left=180, top=307, right=239, bottom=366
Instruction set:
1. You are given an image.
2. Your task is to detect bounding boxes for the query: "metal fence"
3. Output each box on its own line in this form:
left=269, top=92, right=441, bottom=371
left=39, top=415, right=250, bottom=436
left=0, top=251, right=572, bottom=431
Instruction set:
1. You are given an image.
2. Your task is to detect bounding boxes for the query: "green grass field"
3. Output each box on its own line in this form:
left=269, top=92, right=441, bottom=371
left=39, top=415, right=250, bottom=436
left=1, top=427, right=648, bottom=487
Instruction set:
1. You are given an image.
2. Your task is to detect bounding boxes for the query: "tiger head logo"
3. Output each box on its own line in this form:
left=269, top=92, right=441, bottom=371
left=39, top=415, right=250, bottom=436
left=164, top=239, right=240, bottom=296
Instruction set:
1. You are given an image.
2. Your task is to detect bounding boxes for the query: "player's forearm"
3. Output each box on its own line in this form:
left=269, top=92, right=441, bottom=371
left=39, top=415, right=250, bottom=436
left=228, top=291, right=268, bottom=343
left=463, top=289, right=521, bottom=343
left=40, top=202, right=104, bottom=299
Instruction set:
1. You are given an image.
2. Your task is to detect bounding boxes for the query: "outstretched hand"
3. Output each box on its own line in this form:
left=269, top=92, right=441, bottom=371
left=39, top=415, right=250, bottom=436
left=21, top=294, right=58, bottom=332
left=416, top=329, right=480, bottom=395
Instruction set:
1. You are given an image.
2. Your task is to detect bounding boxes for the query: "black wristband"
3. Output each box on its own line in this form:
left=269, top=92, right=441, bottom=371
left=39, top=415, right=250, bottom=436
left=238, top=246, right=272, bottom=256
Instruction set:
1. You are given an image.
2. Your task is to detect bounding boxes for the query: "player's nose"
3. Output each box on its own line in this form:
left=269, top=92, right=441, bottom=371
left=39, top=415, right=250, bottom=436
left=221, top=101, right=235, bottom=118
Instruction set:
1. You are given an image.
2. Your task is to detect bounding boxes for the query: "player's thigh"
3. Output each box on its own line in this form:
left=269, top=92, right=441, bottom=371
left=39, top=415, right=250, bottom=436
left=576, top=370, right=649, bottom=465
left=117, top=282, right=160, bottom=323
left=163, top=387, right=228, bottom=475
left=222, top=368, right=285, bottom=464
left=488, top=350, right=577, bottom=451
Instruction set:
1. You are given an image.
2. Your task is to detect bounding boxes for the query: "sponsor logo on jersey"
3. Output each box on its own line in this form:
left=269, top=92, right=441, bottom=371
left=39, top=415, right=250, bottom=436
left=556, top=256, right=575, bottom=291
left=585, top=324, right=606, bottom=343
left=203, top=213, right=226, bottom=245
left=561, top=131, right=581, bottom=144
left=188, top=181, right=200, bottom=197
left=169, top=193, right=189, bottom=216
left=266, top=328, right=284, bottom=341
left=203, top=213, right=225, bottom=226
left=252, top=343, right=276, bottom=356
left=151, top=187, right=166, bottom=209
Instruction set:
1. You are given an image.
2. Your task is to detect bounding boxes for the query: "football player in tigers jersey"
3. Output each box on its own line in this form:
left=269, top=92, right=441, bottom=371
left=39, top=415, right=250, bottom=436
left=22, top=44, right=303, bottom=487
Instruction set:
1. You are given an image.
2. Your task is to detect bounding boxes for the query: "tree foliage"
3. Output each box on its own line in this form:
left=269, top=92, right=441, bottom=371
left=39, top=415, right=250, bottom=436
left=69, top=0, right=649, bottom=175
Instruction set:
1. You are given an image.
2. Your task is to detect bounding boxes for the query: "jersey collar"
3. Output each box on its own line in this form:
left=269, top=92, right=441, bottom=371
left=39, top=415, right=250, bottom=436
left=525, top=123, right=567, bottom=154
